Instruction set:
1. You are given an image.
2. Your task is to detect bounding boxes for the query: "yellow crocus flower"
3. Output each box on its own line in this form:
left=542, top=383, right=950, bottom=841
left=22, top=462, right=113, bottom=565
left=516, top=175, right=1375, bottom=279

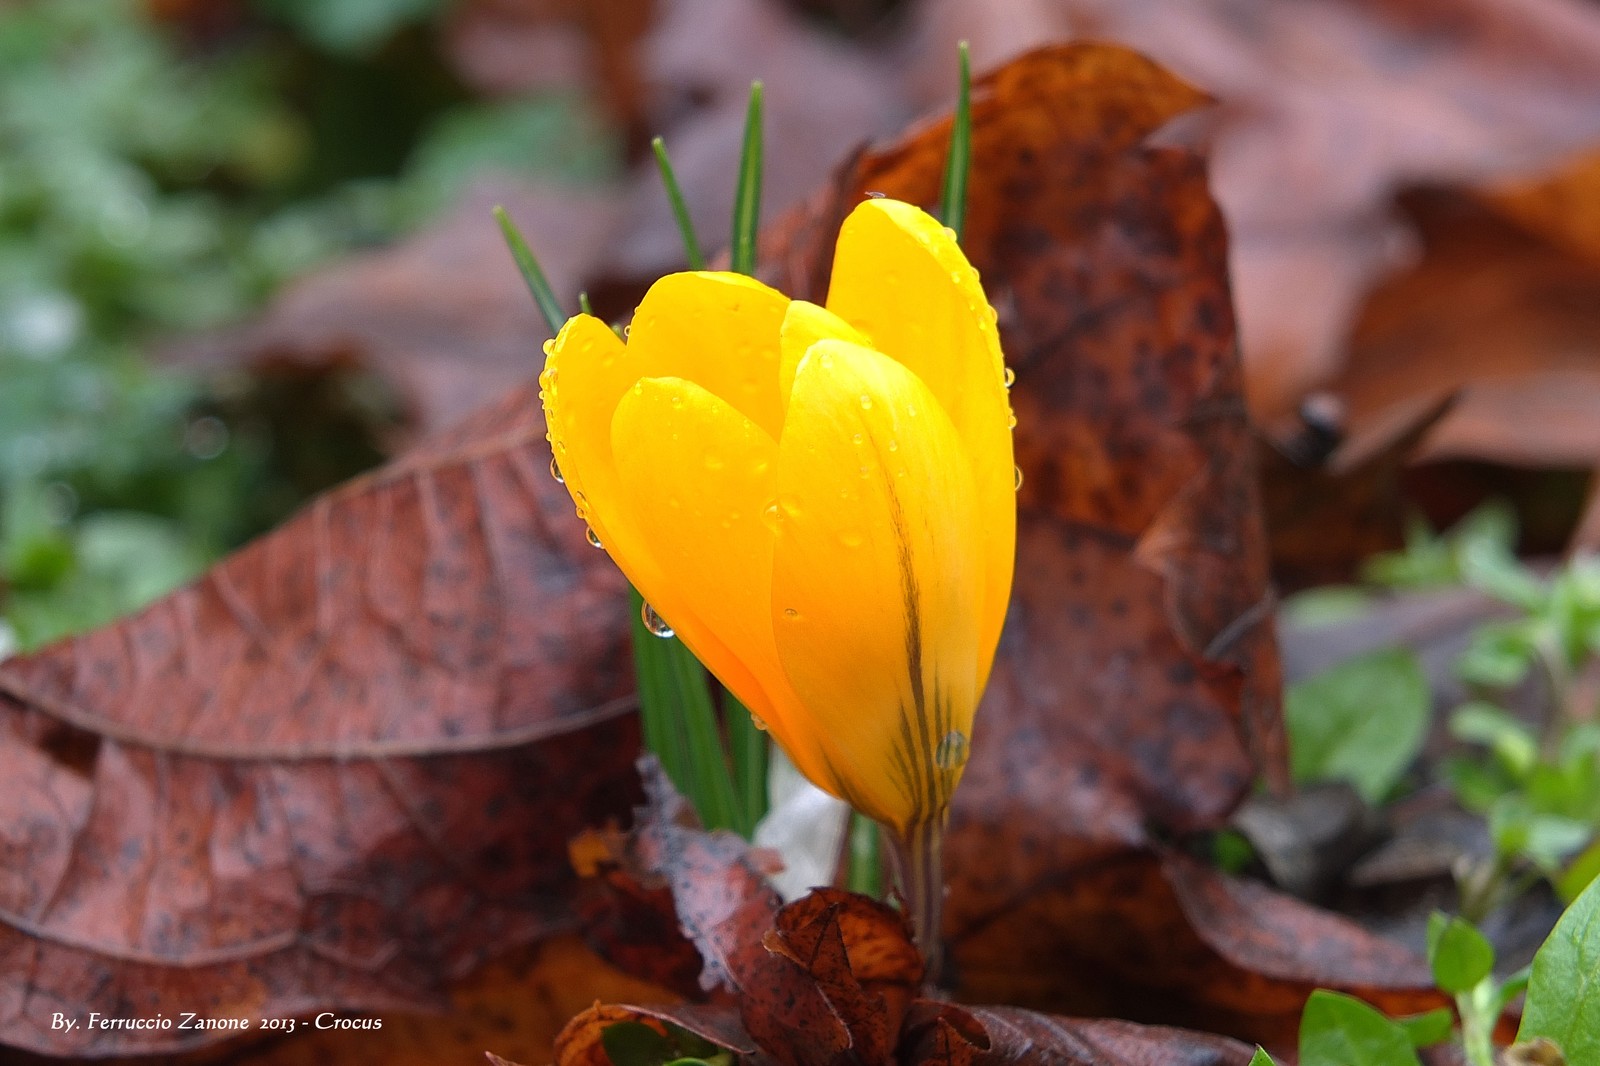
left=539, top=198, right=1015, bottom=838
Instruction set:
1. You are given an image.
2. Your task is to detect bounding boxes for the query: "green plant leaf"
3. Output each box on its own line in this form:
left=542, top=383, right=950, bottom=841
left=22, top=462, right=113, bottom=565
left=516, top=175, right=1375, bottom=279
left=651, top=136, right=705, bottom=269
left=493, top=206, right=565, bottom=335
left=1451, top=701, right=1539, bottom=779
left=730, top=82, right=763, bottom=277
left=1395, top=1008, right=1455, bottom=1048
left=938, top=40, right=972, bottom=242
left=1457, top=620, right=1540, bottom=688
left=600, top=1020, right=674, bottom=1066
left=726, top=693, right=768, bottom=836
left=1248, top=1048, right=1278, bottom=1066
left=1299, top=990, right=1424, bottom=1066
left=1558, top=838, right=1600, bottom=903
left=1286, top=648, right=1429, bottom=803
left=1427, top=912, right=1496, bottom=994
left=1518, top=869, right=1600, bottom=1058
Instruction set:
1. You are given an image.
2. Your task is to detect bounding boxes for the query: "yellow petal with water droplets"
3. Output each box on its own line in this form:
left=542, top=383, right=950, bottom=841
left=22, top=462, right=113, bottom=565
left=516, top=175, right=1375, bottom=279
left=609, top=376, right=833, bottom=780
left=825, top=198, right=1014, bottom=700
left=625, top=272, right=790, bottom=439
left=770, top=339, right=982, bottom=831
left=777, top=300, right=870, bottom=413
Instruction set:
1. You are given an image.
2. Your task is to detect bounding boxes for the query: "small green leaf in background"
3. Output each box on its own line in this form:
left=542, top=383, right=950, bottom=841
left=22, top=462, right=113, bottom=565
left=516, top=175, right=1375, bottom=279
left=1287, top=648, right=1429, bottom=804
left=1452, top=701, right=1539, bottom=779
left=1518, top=871, right=1600, bottom=1060
left=1427, top=912, right=1495, bottom=994
left=1248, top=1048, right=1278, bottom=1066
left=1299, top=991, right=1423, bottom=1066
left=601, top=1021, right=674, bottom=1066
left=1396, top=1008, right=1455, bottom=1049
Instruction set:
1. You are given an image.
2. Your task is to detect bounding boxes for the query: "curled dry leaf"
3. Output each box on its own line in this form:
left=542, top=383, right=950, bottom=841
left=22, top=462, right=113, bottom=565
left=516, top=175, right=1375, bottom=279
left=0, top=383, right=640, bottom=1056
left=760, top=42, right=1443, bottom=1045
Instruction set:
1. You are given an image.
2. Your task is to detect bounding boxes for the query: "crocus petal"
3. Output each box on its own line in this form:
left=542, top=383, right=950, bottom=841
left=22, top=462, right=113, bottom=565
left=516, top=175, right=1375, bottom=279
left=770, top=339, right=982, bottom=831
left=778, top=300, right=869, bottom=413
left=608, top=376, right=836, bottom=782
left=626, top=272, right=791, bottom=439
left=825, top=199, right=1015, bottom=687
left=540, top=313, right=637, bottom=553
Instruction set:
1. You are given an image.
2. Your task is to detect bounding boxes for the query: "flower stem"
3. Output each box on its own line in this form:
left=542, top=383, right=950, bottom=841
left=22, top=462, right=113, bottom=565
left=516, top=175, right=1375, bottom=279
left=887, top=817, right=946, bottom=985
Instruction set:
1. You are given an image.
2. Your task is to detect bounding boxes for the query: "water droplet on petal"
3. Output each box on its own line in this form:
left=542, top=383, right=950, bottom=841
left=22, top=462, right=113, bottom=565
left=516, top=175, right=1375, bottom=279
left=541, top=340, right=555, bottom=357
left=942, top=226, right=957, bottom=240
left=585, top=526, right=604, bottom=549
left=887, top=439, right=899, bottom=452
left=622, top=324, right=632, bottom=338
left=749, top=713, right=769, bottom=731
left=1014, top=465, right=1024, bottom=491
left=1007, top=411, right=1018, bottom=429
left=782, top=607, right=800, bottom=620
left=935, top=730, right=970, bottom=770
left=641, top=602, right=674, bottom=638
left=549, top=456, right=564, bottom=483
left=705, top=453, right=725, bottom=471
left=762, top=501, right=783, bottom=533
left=839, top=530, right=864, bottom=549
left=858, top=394, right=873, bottom=410
left=906, top=403, right=918, bottom=417
left=1003, top=366, right=1016, bottom=388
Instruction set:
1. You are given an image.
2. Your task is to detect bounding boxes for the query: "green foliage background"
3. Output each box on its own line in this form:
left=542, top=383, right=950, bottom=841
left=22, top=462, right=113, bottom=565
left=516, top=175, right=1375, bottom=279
left=0, top=0, right=617, bottom=651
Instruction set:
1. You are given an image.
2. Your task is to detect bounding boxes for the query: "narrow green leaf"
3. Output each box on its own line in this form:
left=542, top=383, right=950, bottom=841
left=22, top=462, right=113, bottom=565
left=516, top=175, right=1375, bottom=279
left=1518, top=872, right=1600, bottom=1060
left=652, top=136, right=705, bottom=269
left=730, top=82, right=763, bottom=277
left=630, top=587, right=694, bottom=795
left=1299, top=990, right=1423, bottom=1066
left=579, top=291, right=596, bottom=317
left=938, top=40, right=973, bottom=242
left=668, top=634, right=742, bottom=834
left=1248, top=1049, right=1278, bottom=1066
left=726, top=693, right=769, bottom=836
left=493, top=205, right=565, bottom=334
left=1286, top=648, right=1430, bottom=803
left=848, top=812, right=883, bottom=898
left=1396, top=1008, right=1455, bottom=1048
left=1427, top=912, right=1496, bottom=994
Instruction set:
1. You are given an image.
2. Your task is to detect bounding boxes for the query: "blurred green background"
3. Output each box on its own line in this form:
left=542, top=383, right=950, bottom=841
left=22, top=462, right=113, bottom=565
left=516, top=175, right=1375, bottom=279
left=0, top=0, right=618, bottom=651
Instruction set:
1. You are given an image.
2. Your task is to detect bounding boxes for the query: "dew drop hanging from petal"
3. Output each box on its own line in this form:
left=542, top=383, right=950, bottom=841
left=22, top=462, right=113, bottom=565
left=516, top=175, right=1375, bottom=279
left=584, top=526, right=604, bottom=549
left=935, top=730, right=970, bottom=770
left=641, top=602, right=674, bottom=638
left=1014, top=465, right=1024, bottom=491
left=549, top=456, right=564, bottom=484
left=1003, top=366, right=1016, bottom=388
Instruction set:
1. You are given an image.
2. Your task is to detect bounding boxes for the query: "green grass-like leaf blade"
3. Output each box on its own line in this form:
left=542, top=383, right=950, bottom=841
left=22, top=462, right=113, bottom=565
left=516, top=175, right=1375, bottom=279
left=730, top=82, right=764, bottom=277
left=652, top=136, right=706, bottom=270
left=493, top=205, right=565, bottom=334
left=726, top=694, right=768, bottom=836
left=938, top=40, right=972, bottom=242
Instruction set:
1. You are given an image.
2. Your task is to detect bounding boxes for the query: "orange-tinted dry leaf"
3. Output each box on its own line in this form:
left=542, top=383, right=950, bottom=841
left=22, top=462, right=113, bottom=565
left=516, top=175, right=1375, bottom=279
left=0, top=382, right=641, bottom=1057
left=911, top=0, right=1600, bottom=421
left=1261, top=395, right=1457, bottom=588
left=1331, top=192, right=1600, bottom=476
